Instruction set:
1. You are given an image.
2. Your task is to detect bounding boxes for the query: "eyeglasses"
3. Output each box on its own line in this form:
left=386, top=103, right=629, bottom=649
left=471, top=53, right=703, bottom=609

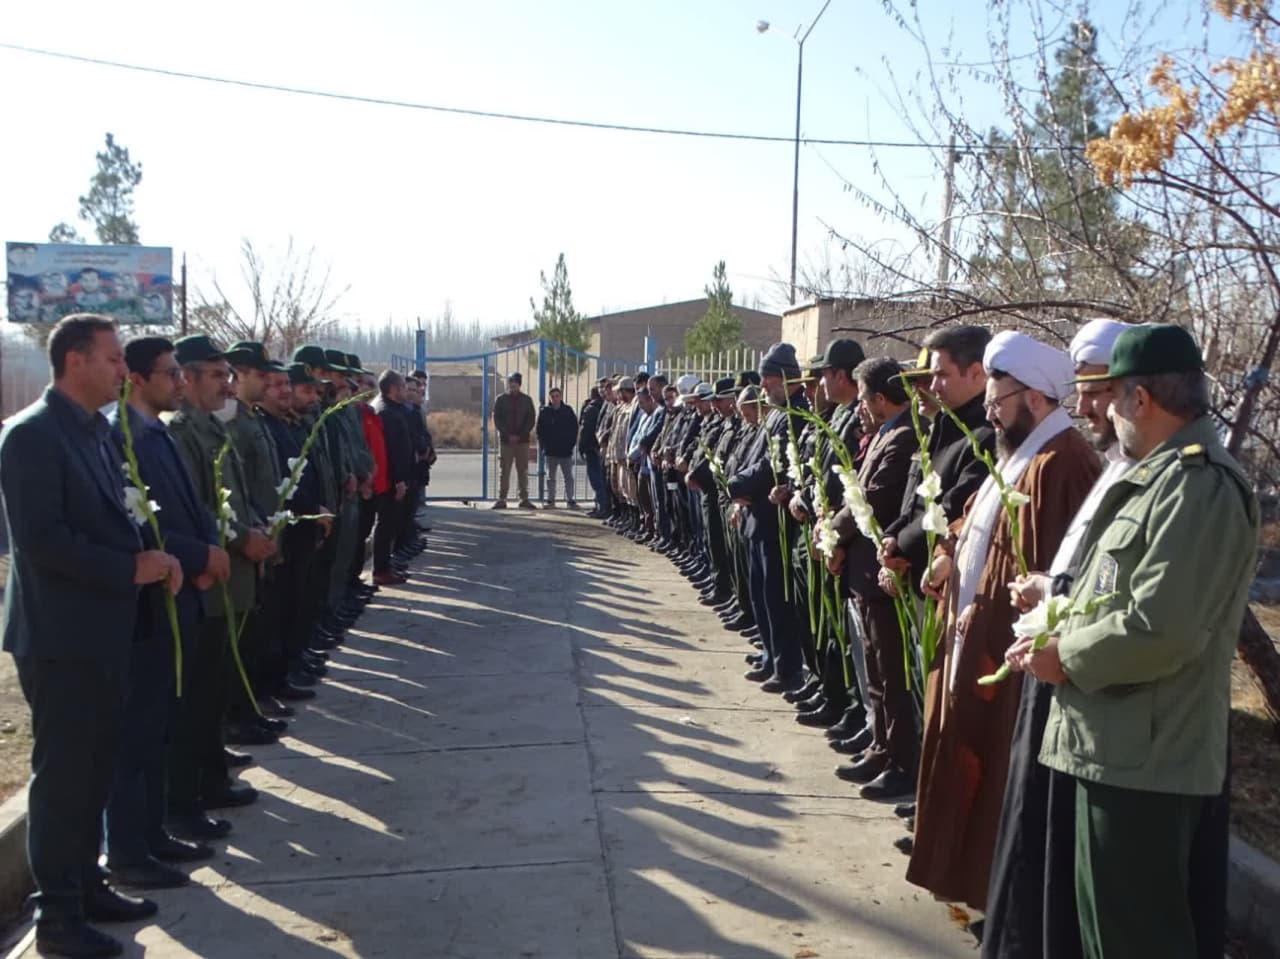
left=983, top=385, right=1030, bottom=414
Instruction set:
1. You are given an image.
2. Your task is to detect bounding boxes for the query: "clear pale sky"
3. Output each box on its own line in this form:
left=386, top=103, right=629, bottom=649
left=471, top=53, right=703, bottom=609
left=0, top=0, right=1214, bottom=336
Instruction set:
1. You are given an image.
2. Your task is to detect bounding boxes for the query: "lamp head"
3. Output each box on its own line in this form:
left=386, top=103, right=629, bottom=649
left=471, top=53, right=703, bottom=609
left=756, top=19, right=770, bottom=33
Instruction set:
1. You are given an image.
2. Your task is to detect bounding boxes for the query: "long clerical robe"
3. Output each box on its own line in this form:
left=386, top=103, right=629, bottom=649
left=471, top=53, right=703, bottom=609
left=906, top=425, right=1100, bottom=911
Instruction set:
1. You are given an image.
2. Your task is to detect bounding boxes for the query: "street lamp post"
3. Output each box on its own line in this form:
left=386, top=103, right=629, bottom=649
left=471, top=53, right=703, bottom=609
left=758, top=0, right=833, bottom=305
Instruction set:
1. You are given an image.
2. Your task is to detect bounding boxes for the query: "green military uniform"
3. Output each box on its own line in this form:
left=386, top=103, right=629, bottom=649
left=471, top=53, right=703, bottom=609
left=169, top=402, right=260, bottom=615
left=1038, top=326, right=1260, bottom=959
left=226, top=399, right=283, bottom=528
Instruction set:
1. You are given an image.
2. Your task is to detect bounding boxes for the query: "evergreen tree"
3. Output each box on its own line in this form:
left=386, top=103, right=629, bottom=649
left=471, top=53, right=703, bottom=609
left=684, top=261, right=745, bottom=356
left=530, top=253, right=589, bottom=379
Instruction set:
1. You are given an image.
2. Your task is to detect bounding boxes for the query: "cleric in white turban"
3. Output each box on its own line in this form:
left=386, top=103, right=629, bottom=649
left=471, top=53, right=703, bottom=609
left=1068, top=318, right=1130, bottom=369
left=983, top=330, right=1076, bottom=403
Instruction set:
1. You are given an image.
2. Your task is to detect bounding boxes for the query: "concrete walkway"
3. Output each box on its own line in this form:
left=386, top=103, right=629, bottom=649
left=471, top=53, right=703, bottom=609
left=10, top=505, right=973, bottom=959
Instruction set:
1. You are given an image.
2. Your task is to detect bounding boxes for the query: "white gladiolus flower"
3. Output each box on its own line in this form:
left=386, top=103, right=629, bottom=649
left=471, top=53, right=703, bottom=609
left=922, top=500, right=949, bottom=535
left=834, top=464, right=859, bottom=505
left=267, top=510, right=296, bottom=533
left=1011, top=595, right=1073, bottom=640
left=917, top=470, right=943, bottom=502
left=814, top=517, right=841, bottom=558
left=786, top=440, right=804, bottom=484
left=123, top=485, right=159, bottom=526
left=286, top=456, right=307, bottom=476
left=1001, top=487, right=1031, bottom=509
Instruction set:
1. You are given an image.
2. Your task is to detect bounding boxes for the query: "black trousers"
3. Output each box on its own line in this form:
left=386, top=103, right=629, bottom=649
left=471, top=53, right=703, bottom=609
left=373, top=491, right=406, bottom=573
left=105, top=633, right=183, bottom=865
left=395, top=481, right=422, bottom=552
left=351, top=495, right=377, bottom=583
left=700, top=490, right=731, bottom=595
left=168, top=616, right=230, bottom=815
left=857, top=594, right=917, bottom=774
left=17, top=655, right=127, bottom=921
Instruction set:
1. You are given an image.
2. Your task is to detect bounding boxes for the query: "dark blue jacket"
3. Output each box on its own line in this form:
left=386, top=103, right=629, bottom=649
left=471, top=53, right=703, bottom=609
left=109, top=404, right=217, bottom=638
left=0, top=387, right=142, bottom=662
left=374, top=399, right=415, bottom=486
left=536, top=402, right=579, bottom=458
left=726, top=389, right=810, bottom=540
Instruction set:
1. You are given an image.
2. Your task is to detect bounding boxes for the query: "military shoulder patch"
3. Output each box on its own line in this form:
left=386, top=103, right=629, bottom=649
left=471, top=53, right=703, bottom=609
left=1178, top=443, right=1206, bottom=466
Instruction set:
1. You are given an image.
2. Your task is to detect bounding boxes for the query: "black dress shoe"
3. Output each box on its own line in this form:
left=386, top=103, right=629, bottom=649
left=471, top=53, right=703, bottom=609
left=252, top=713, right=289, bottom=734
left=835, top=727, right=875, bottom=755
left=276, top=680, right=318, bottom=701
left=35, top=918, right=122, bottom=958
left=699, top=591, right=730, bottom=607
left=783, top=679, right=821, bottom=704
left=106, top=857, right=189, bottom=890
left=723, top=615, right=754, bottom=631
left=830, top=735, right=868, bottom=756
left=893, top=802, right=916, bottom=820
left=859, top=766, right=917, bottom=801
left=223, top=747, right=253, bottom=768
left=796, top=701, right=847, bottom=727
left=257, top=697, right=295, bottom=719
left=150, top=834, right=214, bottom=863
left=83, top=882, right=158, bottom=923
left=835, top=752, right=888, bottom=784
left=745, top=652, right=764, bottom=665
left=824, top=707, right=870, bottom=740
left=202, top=783, right=258, bottom=810
left=223, top=722, right=278, bottom=746
left=796, top=690, right=826, bottom=713
left=760, top=674, right=805, bottom=694
left=894, top=835, right=913, bottom=855
left=743, top=665, right=772, bottom=683
left=167, top=813, right=232, bottom=841
left=287, top=668, right=318, bottom=688
left=739, top=625, right=761, bottom=638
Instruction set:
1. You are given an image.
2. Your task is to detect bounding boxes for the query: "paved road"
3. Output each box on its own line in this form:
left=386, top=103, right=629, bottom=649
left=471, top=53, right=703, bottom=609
left=6, top=505, right=972, bottom=958
left=427, top=451, right=592, bottom=504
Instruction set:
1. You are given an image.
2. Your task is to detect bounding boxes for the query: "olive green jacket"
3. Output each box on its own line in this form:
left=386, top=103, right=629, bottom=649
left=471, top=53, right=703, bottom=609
left=226, top=400, right=283, bottom=521
left=1039, top=416, right=1259, bottom=795
left=168, top=403, right=262, bottom=614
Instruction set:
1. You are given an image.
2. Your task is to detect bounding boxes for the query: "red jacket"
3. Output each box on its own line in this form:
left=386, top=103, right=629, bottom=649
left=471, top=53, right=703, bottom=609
left=359, top=404, right=391, bottom=495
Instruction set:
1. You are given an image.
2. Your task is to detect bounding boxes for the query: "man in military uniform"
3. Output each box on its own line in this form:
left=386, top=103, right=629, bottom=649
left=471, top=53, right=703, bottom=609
left=1015, top=325, right=1259, bottom=959
left=222, top=342, right=290, bottom=732
left=168, top=335, right=276, bottom=840
left=686, top=377, right=739, bottom=606
left=716, top=379, right=765, bottom=637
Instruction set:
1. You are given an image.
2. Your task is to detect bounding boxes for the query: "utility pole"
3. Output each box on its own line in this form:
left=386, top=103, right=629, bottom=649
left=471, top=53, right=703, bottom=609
left=936, top=134, right=957, bottom=290
left=180, top=253, right=188, bottom=335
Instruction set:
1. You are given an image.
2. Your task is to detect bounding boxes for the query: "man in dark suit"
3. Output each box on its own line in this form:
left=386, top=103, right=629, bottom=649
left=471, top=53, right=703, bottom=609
left=0, top=314, right=183, bottom=958
left=726, top=343, right=811, bottom=694
left=373, top=370, right=415, bottom=585
left=104, top=337, right=231, bottom=890
left=830, top=357, right=918, bottom=800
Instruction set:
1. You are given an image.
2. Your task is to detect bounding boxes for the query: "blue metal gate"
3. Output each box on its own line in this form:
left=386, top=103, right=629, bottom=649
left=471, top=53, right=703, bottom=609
left=392, top=338, right=645, bottom=502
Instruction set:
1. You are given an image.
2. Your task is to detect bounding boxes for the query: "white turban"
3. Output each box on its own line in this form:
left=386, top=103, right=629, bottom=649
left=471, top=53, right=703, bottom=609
left=983, top=331, right=1075, bottom=402
left=1068, top=318, right=1130, bottom=368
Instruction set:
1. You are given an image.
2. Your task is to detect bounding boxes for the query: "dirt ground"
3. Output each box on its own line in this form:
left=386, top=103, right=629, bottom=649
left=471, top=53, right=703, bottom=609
left=0, top=556, right=31, bottom=802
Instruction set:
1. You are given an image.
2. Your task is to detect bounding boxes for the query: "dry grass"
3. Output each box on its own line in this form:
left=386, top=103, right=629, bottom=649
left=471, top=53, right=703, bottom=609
left=427, top=409, right=483, bottom=450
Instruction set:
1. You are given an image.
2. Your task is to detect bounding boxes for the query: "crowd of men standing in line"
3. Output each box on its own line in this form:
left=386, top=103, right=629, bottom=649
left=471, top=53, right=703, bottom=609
left=524, top=323, right=1258, bottom=959
left=0, top=314, right=437, bottom=958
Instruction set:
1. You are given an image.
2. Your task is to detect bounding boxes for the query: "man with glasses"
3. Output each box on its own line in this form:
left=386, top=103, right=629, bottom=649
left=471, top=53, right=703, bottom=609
left=907, top=331, right=1100, bottom=921
left=104, top=337, right=231, bottom=891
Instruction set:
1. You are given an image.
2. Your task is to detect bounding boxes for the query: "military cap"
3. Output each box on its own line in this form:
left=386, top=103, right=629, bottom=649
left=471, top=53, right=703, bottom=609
left=286, top=362, right=322, bottom=386
left=676, top=374, right=701, bottom=395
left=323, top=348, right=352, bottom=373
left=223, top=340, right=276, bottom=371
left=735, top=370, right=761, bottom=389
left=174, top=334, right=225, bottom=365
left=293, top=344, right=333, bottom=371
left=615, top=376, right=636, bottom=393
left=713, top=376, right=737, bottom=398
left=896, top=346, right=934, bottom=381
left=818, top=338, right=867, bottom=374
left=1072, top=324, right=1203, bottom=383
left=346, top=353, right=374, bottom=375
left=693, top=382, right=714, bottom=400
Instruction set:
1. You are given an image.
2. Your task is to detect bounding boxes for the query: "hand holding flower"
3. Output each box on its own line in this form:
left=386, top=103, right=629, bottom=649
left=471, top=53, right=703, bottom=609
left=768, top=484, right=790, bottom=506
left=241, top=528, right=276, bottom=563
left=789, top=500, right=809, bottom=523
left=1009, top=633, right=1067, bottom=684
left=922, top=552, right=952, bottom=600
left=205, top=544, right=232, bottom=584
left=1008, top=573, right=1051, bottom=613
left=134, top=549, right=175, bottom=586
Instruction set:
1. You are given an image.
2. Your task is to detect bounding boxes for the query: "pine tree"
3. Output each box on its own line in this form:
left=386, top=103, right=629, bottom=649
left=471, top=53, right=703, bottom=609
left=530, top=253, right=589, bottom=379
left=684, top=261, right=745, bottom=356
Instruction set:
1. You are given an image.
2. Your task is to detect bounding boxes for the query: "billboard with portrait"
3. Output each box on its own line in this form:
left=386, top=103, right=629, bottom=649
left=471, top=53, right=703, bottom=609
left=5, top=242, right=174, bottom=324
